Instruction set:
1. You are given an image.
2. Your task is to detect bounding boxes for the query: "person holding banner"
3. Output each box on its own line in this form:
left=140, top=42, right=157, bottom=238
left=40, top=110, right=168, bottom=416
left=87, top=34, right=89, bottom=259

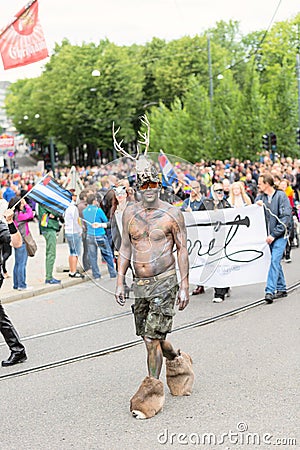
left=181, top=180, right=204, bottom=212
left=199, top=183, right=232, bottom=303
left=181, top=180, right=206, bottom=296
left=256, top=174, right=292, bottom=304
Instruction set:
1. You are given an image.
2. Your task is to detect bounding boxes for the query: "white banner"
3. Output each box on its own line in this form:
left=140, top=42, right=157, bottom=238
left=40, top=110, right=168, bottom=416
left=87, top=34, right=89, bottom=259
left=183, top=204, right=271, bottom=287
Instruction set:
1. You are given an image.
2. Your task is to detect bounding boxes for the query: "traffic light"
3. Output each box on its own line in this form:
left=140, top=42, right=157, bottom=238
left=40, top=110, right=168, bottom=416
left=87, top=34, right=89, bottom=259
left=262, top=134, right=270, bottom=150
left=53, top=144, right=59, bottom=162
left=270, top=132, right=277, bottom=150
left=297, top=128, right=300, bottom=146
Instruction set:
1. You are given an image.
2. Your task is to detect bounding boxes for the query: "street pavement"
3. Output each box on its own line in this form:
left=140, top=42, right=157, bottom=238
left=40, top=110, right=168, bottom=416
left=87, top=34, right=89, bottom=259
left=0, top=241, right=299, bottom=449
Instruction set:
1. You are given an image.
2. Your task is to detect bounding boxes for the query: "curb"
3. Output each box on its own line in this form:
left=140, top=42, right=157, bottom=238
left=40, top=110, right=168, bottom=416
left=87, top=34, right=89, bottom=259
left=1, top=277, right=88, bottom=305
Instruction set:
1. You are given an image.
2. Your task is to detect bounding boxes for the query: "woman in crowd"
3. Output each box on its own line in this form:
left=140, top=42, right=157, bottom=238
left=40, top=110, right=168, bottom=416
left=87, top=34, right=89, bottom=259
left=228, top=181, right=252, bottom=208
left=8, top=196, right=34, bottom=291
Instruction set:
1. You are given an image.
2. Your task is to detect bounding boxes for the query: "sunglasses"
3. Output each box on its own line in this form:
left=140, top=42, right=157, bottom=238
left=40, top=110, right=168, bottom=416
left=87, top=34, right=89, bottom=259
left=139, top=181, right=159, bottom=190
left=214, top=189, right=224, bottom=194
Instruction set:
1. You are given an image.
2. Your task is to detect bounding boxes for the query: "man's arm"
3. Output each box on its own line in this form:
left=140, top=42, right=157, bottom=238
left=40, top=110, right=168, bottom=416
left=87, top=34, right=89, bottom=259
left=172, top=208, right=189, bottom=310
left=115, top=208, right=132, bottom=306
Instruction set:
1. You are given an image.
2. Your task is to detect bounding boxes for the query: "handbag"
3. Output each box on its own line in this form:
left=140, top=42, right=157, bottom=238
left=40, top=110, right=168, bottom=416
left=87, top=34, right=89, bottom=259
left=24, top=232, right=37, bottom=257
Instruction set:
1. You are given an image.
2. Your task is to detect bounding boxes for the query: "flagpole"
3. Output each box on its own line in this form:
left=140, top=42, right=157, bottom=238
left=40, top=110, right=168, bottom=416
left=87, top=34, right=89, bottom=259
left=10, top=171, right=51, bottom=211
left=0, top=0, right=37, bottom=39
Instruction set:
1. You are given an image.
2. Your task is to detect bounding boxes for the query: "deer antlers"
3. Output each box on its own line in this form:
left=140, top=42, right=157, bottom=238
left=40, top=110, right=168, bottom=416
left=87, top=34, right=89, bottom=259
left=137, top=114, right=150, bottom=157
left=112, top=114, right=150, bottom=160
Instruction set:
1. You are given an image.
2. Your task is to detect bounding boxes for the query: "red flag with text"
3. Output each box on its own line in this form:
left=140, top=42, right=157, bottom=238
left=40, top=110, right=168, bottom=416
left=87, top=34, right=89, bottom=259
left=0, top=0, right=48, bottom=70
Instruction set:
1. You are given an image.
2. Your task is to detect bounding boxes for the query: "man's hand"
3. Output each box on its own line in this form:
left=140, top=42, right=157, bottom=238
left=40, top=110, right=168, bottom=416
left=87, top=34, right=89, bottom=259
left=4, top=209, right=14, bottom=224
left=266, top=235, right=275, bottom=245
left=176, top=287, right=189, bottom=311
left=256, top=200, right=263, bottom=206
left=115, top=284, right=126, bottom=306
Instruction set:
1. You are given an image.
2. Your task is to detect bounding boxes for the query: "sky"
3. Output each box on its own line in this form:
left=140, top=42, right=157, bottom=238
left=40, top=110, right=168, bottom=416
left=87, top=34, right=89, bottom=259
left=0, top=0, right=299, bottom=83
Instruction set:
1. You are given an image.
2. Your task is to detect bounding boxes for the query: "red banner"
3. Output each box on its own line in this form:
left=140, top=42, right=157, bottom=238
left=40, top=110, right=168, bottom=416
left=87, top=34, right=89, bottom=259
left=0, top=134, right=15, bottom=148
left=0, top=0, right=48, bottom=70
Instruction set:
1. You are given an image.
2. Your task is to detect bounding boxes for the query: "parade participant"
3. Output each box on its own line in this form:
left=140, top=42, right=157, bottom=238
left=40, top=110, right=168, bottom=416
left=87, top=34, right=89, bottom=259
left=256, top=174, right=292, bottom=303
left=181, top=180, right=204, bottom=212
left=199, top=183, right=231, bottom=302
left=181, top=180, right=205, bottom=296
left=0, top=208, right=27, bottom=367
left=114, top=116, right=194, bottom=419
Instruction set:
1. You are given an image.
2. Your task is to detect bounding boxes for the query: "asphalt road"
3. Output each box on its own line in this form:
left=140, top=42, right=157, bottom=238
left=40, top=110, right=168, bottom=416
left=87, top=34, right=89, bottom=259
left=0, top=252, right=299, bottom=450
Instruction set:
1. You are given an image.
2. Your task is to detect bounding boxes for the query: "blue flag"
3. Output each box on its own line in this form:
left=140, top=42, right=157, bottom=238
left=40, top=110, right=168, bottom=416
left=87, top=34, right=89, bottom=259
left=27, top=176, right=72, bottom=216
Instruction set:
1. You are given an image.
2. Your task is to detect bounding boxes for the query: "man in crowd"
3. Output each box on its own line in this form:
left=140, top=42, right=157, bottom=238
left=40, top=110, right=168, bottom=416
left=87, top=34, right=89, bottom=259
left=115, top=162, right=193, bottom=419
left=181, top=180, right=204, bottom=212
left=256, top=173, right=292, bottom=303
left=83, top=193, right=116, bottom=280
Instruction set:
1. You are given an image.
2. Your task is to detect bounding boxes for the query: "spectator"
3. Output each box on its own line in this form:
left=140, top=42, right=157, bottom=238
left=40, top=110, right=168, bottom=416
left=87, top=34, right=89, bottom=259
left=64, top=190, right=84, bottom=278
left=8, top=196, right=34, bottom=291
left=83, top=193, right=117, bottom=280
left=3, top=183, right=17, bottom=203
left=38, top=204, right=63, bottom=284
left=77, top=189, right=93, bottom=272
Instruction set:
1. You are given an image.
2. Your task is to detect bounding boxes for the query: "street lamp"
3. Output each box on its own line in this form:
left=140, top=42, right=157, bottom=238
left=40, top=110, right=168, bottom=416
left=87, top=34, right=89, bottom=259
left=91, top=69, right=100, bottom=77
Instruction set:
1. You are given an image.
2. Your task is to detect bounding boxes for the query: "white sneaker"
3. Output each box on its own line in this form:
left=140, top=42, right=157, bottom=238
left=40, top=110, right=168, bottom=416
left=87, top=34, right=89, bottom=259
left=212, top=297, right=224, bottom=303
left=18, top=286, right=33, bottom=291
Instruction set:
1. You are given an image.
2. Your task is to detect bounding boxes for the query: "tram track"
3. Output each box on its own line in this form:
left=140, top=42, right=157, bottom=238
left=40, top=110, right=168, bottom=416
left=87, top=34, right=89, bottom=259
left=0, top=280, right=299, bottom=381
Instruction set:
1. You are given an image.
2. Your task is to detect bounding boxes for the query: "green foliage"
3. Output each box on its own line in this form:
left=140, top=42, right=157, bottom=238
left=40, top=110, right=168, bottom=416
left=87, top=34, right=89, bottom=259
left=5, top=15, right=300, bottom=164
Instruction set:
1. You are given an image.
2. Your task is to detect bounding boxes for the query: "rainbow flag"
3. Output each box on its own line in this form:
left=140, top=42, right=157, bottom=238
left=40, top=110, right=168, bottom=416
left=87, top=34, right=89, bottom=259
left=41, top=213, right=49, bottom=227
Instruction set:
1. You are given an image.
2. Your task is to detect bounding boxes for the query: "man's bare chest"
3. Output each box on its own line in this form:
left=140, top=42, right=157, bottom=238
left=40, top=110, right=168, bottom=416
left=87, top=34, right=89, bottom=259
left=128, top=211, right=171, bottom=242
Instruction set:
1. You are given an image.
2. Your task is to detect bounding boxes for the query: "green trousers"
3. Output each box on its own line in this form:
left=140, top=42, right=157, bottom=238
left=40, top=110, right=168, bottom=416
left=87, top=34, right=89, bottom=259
left=42, top=229, right=57, bottom=281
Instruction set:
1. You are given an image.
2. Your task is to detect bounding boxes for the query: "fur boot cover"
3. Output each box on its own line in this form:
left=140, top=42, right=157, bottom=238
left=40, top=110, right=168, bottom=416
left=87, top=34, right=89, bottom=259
left=166, top=350, right=194, bottom=396
left=130, top=376, right=165, bottom=419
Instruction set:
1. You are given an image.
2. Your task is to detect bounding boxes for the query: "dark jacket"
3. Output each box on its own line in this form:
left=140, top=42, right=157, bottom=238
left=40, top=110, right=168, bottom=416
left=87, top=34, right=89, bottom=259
left=199, top=198, right=231, bottom=211
left=0, top=220, right=11, bottom=268
left=256, top=189, right=292, bottom=239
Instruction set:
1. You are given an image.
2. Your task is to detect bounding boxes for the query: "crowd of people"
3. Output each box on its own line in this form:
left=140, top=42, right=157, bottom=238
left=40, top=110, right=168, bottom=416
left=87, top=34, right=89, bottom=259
left=0, top=153, right=298, bottom=369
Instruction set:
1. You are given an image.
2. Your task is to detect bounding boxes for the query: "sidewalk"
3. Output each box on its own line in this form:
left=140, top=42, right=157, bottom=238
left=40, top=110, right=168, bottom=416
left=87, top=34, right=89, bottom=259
left=1, top=221, right=90, bottom=304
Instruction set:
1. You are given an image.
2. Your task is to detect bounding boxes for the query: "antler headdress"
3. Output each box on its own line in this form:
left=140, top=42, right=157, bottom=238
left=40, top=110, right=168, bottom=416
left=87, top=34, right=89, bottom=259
left=112, top=115, right=160, bottom=186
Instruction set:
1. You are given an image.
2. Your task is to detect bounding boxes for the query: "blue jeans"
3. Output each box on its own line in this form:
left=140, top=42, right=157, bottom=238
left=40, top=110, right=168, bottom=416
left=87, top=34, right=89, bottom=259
left=86, top=234, right=117, bottom=278
left=65, top=233, right=82, bottom=257
left=13, top=243, right=28, bottom=289
left=266, top=237, right=287, bottom=294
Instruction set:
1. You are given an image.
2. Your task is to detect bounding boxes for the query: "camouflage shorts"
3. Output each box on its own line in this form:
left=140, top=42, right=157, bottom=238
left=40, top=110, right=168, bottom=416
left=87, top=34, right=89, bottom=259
left=133, top=274, right=178, bottom=340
